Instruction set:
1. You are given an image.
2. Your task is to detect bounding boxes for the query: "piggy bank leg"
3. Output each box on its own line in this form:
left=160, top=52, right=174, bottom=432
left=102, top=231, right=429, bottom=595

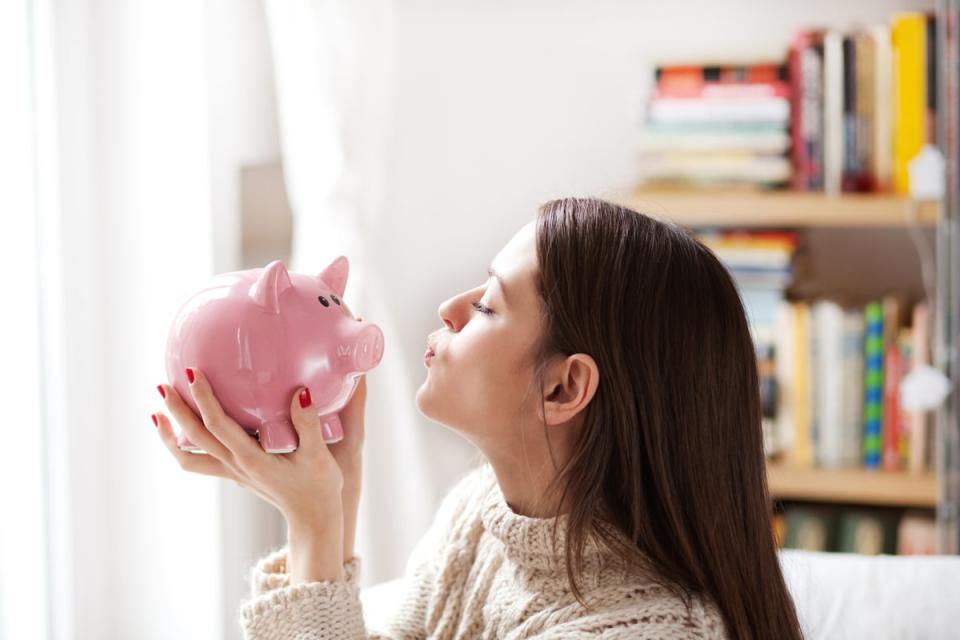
left=318, top=414, right=344, bottom=444
left=176, top=432, right=207, bottom=454
left=258, top=421, right=299, bottom=454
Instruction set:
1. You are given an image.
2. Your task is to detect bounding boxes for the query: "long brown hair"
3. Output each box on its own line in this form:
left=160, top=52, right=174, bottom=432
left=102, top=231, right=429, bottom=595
left=529, top=197, right=802, bottom=639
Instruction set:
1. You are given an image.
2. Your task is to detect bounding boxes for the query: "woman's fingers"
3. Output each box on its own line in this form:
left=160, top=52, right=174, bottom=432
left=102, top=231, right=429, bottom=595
left=158, top=381, right=236, bottom=463
left=152, top=412, right=237, bottom=479
left=184, top=367, right=268, bottom=466
left=288, top=386, right=324, bottom=455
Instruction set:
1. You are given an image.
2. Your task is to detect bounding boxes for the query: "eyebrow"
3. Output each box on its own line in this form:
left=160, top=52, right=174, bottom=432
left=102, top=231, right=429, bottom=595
left=487, top=266, right=508, bottom=305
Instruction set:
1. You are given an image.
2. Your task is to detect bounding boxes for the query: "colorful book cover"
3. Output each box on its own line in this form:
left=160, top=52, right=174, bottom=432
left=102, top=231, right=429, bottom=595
left=881, top=296, right=904, bottom=471
left=863, top=300, right=884, bottom=468
left=891, top=13, right=927, bottom=194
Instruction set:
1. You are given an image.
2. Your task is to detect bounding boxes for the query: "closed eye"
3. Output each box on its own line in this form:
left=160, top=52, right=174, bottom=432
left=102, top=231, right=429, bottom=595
left=472, top=301, right=493, bottom=315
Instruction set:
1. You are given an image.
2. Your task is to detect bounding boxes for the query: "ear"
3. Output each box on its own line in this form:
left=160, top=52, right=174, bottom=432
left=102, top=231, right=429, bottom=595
left=539, top=353, right=600, bottom=426
left=318, top=256, right=349, bottom=298
left=249, top=260, right=293, bottom=314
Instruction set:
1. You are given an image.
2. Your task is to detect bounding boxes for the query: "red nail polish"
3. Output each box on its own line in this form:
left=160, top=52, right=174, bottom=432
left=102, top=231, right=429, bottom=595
left=151, top=414, right=158, bottom=427
left=186, top=368, right=195, bottom=384
left=299, top=387, right=312, bottom=408
left=157, top=385, right=166, bottom=399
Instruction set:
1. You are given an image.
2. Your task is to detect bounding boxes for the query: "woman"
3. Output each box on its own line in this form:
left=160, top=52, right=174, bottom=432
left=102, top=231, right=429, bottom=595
left=152, top=197, right=803, bottom=639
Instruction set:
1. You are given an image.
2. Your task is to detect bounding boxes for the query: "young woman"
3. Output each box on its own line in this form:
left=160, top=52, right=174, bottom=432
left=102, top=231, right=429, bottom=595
left=153, top=197, right=803, bottom=639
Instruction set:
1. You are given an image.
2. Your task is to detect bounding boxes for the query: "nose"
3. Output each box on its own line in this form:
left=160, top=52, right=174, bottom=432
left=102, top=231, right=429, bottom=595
left=438, top=290, right=470, bottom=333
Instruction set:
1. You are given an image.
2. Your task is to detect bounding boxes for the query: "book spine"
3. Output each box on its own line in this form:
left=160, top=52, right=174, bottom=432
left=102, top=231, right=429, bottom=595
left=892, top=13, right=927, bottom=194
left=908, top=303, right=930, bottom=472
left=882, top=342, right=904, bottom=470
left=863, top=301, right=884, bottom=468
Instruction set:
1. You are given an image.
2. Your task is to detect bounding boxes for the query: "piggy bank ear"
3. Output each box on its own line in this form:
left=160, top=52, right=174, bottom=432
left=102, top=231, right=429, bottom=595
left=250, top=260, right=293, bottom=314
left=318, top=255, right=349, bottom=298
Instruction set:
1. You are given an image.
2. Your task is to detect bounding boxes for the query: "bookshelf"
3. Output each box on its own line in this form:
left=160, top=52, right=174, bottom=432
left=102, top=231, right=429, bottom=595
left=612, top=188, right=942, bottom=516
left=766, top=461, right=937, bottom=508
left=616, top=189, right=939, bottom=228
left=620, top=3, right=960, bottom=553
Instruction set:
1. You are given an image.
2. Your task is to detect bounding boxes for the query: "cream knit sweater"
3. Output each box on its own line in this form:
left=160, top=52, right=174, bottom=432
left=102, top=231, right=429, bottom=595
left=238, top=462, right=728, bottom=639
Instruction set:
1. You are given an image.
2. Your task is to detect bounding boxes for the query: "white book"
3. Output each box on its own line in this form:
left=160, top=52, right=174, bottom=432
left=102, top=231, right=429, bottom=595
left=648, top=97, right=790, bottom=125
left=822, top=31, right=844, bottom=194
left=813, top=300, right=846, bottom=468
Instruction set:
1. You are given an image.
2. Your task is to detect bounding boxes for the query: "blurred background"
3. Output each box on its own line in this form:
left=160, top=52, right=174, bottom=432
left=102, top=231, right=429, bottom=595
left=2, top=0, right=958, bottom=638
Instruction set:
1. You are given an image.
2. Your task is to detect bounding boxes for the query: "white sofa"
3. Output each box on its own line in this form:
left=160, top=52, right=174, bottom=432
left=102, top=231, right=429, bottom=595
left=359, top=549, right=960, bottom=639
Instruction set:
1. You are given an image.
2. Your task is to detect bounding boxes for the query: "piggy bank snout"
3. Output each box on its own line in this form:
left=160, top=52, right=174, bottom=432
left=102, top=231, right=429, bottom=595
left=353, top=324, right=384, bottom=372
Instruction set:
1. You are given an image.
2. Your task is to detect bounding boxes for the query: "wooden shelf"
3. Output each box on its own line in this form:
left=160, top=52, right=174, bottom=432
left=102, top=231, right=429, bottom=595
left=766, top=462, right=938, bottom=508
left=612, top=188, right=939, bottom=228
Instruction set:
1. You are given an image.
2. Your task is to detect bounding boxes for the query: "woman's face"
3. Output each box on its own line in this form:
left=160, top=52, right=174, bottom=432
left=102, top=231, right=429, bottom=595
left=416, top=220, right=544, bottom=450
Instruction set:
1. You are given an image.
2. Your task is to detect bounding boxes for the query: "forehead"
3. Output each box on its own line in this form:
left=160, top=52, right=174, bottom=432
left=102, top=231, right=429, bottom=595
left=494, top=220, right=536, bottom=269
left=490, top=220, right=537, bottom=300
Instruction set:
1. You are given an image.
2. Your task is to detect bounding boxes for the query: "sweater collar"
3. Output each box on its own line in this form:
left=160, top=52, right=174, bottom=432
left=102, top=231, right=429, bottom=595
left=477, top=463, right=620, bottom=570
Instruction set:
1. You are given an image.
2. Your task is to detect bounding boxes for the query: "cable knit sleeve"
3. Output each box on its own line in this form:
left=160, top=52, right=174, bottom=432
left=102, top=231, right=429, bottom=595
left=237, top=463, right=491, bottom=640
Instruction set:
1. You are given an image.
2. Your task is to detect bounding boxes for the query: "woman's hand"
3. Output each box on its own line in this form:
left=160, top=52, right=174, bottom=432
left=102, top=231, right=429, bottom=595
left=153, top=367, right=345, bottom=531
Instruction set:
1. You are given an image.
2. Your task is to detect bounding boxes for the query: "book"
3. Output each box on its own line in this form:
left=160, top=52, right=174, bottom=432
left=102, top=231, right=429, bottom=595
left=822, top=30, right=844, bottom=194
left=907, top=303, right=931, bottom=472
left=897, top=510, right=938, bottom=554
left=863, top=300, right=884, bottom=469
left=784, top=506, right=837, bottom=551
left=870, top=24, right=894, bottom=191
left=836, top=509, right=899, bottom=554
left=788, top=30, right=825, bottom=190
left=892, top=13, right=928, bottom=194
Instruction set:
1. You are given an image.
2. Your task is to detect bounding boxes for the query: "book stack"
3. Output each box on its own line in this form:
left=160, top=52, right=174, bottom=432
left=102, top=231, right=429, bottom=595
left=770, top=295, right=933, bottom=473
left=789, top=12, right=939, bottom=194
left=636, top=11, right=940, bottom=194
left=696, top=229, right=798, bottom=455
left=637, top=64, right=792, bottom=188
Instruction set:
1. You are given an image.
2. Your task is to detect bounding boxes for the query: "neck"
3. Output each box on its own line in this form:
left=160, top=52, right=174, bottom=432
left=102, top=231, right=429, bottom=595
left=484, top=452, right=568, bottom=518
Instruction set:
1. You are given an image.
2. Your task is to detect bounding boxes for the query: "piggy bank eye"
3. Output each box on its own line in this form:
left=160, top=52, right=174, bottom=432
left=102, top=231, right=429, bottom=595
left=318, top=295, right=330, bottom=307
left=331, top=294, right=341, bottom=306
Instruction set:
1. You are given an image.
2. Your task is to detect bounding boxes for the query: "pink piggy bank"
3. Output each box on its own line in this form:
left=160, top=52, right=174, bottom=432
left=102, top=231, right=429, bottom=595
left=165, top=257, right=384, bottom=454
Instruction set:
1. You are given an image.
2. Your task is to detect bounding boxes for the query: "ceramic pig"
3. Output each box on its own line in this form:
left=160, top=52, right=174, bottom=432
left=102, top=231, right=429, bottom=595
left=165, top=257, right=384, bottom=453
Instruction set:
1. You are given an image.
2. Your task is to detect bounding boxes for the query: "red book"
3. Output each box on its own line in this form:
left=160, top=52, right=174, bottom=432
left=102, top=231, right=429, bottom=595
left=655, top=64, right=790, bottom=99
left=881, top=344, right=904, bottom=471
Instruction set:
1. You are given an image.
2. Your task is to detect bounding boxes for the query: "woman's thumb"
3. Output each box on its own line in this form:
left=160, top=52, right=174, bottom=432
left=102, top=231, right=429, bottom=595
left=290, top=386, right=325, bottom=451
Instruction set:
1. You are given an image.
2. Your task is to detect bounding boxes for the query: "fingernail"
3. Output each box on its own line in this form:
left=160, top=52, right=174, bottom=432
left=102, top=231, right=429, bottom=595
left=299, top=387, right=312, bottom=408
left=157, top=385, right=166, bottom=399
left=186, top=368, right=195, bottom=384
left=151, top=414, right=158, bottom=427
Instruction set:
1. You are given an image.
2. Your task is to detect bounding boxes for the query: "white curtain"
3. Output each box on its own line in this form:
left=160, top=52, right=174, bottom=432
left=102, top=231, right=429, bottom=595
left=263, top=0, right=437, bottom=587
left=0, top=0, right=52, bottom=634
left=0, top=0, right=226, bottom=638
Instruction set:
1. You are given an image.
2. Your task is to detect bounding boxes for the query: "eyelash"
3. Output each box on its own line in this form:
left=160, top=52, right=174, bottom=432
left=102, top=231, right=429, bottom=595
left=471, top=301, right=493, bottom=315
